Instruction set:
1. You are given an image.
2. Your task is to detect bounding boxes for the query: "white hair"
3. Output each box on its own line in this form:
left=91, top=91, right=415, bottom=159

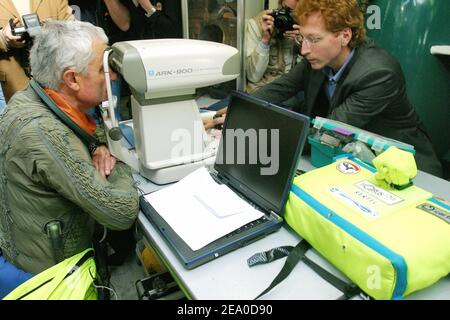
left=30, top=20, right=108, bottom=90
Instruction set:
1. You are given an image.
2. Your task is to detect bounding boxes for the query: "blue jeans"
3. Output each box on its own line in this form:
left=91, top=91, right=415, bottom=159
left=0, top=85, right=6, bottom=113
left=0, top=255, right=34, bottom=299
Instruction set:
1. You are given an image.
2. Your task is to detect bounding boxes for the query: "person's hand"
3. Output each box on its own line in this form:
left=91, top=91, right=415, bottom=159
left=136, top=0, right=152, bottom=9
left=136, top=0, right=162, bottom=11
left=261, top=10, right=275, bottom=45
left=203, top=107, right=227, bottom=130
left=283, top=24, right=300, bottom=41
left=92, top=145, right=117, bottom=178
left=203, top=116, right=225, bottom=130
left=2, top=19, right=26, bottom=49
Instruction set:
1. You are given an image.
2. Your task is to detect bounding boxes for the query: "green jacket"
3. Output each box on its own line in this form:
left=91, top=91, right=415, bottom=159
left=0, top=86, right=139, bottom=274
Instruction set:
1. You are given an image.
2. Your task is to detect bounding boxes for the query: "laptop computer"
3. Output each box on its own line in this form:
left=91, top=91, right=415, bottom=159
left=140, top=91, right=310, bottom=269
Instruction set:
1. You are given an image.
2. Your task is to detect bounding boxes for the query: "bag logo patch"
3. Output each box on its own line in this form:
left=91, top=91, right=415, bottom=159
left=330, top=187, right=379, bottom=218
left=417, top=203, right=450, bottom=224
left=337, top=161, right=360, bottom=174
left=355, top=181, right=403, bottom=205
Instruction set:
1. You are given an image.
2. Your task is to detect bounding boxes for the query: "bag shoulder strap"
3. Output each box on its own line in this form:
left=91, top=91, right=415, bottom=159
left=248, top=240, right=361, bottom=300
left=253, top=240, right=310, bottom=300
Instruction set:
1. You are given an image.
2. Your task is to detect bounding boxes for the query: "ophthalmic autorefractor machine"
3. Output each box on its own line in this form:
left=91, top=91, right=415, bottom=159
left=101, top=39, right=240, bottom=184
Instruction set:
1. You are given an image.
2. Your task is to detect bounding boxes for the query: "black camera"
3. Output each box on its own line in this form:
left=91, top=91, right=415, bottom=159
left=10, top=13, right=42, bottom=41
left=136, top=272, right=184, bottom=300
left=271, top=7, right=295, bottom=34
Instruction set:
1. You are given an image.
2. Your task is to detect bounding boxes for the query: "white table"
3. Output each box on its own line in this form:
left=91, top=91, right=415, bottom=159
left=136, top=157, right=450, bottom=300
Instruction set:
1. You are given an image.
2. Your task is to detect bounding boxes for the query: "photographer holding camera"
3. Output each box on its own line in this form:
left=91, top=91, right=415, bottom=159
left=0, top=0, right=74, bottom=102
left=245, top=0, right=300, bottom=95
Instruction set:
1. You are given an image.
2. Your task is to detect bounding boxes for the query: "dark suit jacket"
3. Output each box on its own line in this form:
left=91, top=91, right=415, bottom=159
left=254, top=39, right=442, bottom=177
left=129, top=0, right=182, bottom=40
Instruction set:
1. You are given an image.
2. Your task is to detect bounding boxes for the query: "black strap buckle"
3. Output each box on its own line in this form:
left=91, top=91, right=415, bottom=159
left=344, top=283, right=361, bottom=299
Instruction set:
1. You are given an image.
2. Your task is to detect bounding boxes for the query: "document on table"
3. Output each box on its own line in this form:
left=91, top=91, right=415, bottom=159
left=144, top=167, right=264, bottom=251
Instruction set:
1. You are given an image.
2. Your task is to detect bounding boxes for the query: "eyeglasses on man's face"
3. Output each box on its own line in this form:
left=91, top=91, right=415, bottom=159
left=294, top=34, right=323, bottom=48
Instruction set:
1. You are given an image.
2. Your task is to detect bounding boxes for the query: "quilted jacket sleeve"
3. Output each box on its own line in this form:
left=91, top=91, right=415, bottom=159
left=17, top=116, right=139, bottom=231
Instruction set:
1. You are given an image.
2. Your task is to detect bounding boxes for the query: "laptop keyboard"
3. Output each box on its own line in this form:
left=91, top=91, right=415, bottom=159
left=209, top=170, right=277, bottom=239
left=224, top=169, right=304, bottom=239
left=225, top=215, right=269, bottom=238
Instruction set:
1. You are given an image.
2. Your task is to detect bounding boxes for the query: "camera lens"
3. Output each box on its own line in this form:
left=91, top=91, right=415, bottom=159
left=12, top=26, right=26, bottom=37
left=272, top=8, right=295, bottom=33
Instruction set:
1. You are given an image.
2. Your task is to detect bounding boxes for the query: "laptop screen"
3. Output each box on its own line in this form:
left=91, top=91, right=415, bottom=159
left=214, top=91, right=310, bottom=214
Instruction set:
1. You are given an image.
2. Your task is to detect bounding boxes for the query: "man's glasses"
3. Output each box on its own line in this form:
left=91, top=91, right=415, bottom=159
left=294, top=35, right=323, bottom=48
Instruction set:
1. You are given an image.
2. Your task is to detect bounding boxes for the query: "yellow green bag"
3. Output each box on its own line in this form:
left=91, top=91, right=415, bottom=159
left=285, top=158, right=450, bottom=300
left=3, top=248, right=97, bottom=300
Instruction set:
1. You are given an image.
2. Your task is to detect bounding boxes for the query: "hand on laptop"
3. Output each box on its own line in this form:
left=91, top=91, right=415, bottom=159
left=203, top=107, right=227, bottom=130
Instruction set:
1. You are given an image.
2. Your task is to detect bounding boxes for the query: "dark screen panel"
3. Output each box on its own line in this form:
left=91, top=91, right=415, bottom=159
left=215, top=92, right=309, bottom=213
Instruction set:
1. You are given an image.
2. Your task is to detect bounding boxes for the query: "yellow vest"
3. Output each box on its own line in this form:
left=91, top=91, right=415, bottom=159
left=4, top=249, right=97, bottom=300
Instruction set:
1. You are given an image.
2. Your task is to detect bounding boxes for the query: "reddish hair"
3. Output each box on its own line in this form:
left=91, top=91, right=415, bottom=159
left=295, top=0, right=366, bottom=48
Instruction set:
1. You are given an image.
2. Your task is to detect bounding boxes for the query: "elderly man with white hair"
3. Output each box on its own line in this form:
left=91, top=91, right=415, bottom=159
left=0, top=20, right=139, bottom=289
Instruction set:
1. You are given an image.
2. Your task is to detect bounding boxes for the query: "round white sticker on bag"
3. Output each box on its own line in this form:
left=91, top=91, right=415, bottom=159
left=337, top=161, right=361, bottom=174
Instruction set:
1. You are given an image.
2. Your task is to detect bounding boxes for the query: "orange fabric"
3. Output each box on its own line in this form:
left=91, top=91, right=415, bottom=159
left=44, top=88, right=97, bottom=135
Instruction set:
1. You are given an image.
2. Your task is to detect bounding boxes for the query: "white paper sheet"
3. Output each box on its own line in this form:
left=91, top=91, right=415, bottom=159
left=144, top=167, right=264, bottom=251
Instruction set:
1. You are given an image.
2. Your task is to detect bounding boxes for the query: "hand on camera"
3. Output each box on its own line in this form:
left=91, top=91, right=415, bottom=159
left=261, top=10, right=275, bottom=44
left=283, top=24, right=300, bottom=40
left=2, top=18, right=26, bottom=48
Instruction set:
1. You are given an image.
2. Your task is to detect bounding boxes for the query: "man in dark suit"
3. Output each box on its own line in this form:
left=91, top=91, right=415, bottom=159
left=252, top=0, right=442, bottom=177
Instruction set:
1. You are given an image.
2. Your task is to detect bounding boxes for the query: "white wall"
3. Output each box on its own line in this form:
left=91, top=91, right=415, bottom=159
left=244, top=0, right=264, bottom=20
left=269, top=0, right=279, bottom=9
